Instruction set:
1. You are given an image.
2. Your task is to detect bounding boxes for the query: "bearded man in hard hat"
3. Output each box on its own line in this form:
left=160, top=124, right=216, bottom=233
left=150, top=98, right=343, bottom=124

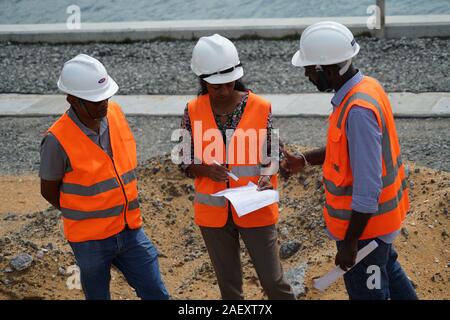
left=282, top=22, right=418, bottom=300
left=179, top=34, right=295, bottom=300
left=39, top=54, right=169, bottom=300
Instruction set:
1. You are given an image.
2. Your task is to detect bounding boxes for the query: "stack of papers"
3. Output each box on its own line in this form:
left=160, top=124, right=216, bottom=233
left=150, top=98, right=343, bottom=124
left=211, top=182, right=279, bottom=217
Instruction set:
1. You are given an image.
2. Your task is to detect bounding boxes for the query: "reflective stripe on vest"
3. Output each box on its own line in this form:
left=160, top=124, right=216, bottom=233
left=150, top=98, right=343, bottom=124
left=60, top=169, right=137, bottom=196
left=127, top=198, right=140, bottom=210
left=121, top=169, right=137, bottom=185
left=61, top=204, right=124, bottom=221
left=325, top=178, right=408, bottom=220
left=61, top=177, right=119, bottom=196
left=324, top=92, right=404, bottom=197
left=231, top=165, right=261, bottom=177
left=324, top=155, right=403, bottom=196
left=61, top=197, right=140, bottom=221
left=194, top=193, right=227, bottom=207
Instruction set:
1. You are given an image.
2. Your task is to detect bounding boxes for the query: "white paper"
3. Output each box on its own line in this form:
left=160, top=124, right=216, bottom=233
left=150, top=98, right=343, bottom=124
left=211, top=182, right=279, bottom=217
left=313, top=240, right=379, bottom=292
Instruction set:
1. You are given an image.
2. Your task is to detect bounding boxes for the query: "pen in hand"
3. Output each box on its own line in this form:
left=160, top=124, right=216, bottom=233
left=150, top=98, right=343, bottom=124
left=212, top=160, right=239, bottom=181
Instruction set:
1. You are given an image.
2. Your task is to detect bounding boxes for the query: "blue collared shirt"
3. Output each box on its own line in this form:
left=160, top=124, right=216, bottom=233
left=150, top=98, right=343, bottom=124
left=327, top=71, right=399, bottom=243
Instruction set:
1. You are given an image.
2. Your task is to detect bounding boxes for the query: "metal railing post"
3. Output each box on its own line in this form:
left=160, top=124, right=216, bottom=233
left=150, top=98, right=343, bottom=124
left=376, top=0, right=386, bottom=38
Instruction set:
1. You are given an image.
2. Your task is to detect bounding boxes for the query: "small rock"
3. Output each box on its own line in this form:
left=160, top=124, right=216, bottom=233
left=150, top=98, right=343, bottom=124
left=401, top=227, right=409, bottom=239
left=280, top=241, right=301, bottom=259
left=152, top=200, right=164, bottom=210
left=279, top=226, right=289, bottom=239
left=166, top=184, right=182, bottom=197
left=284, top=262, right=308, bottom=298
left=10, top=253, right=33, bottom=271
left=58, top=266, right=66, bottom=275
left=152, top=167, right=160, bottom=175
left=305, top=221, right=317, bottom=230
left=1, top=277, right=12, bottom=286
left=36, top=250, right=45, bottom=259
left=303, top=179, right=310, bottom=187
left=182, top=184, right=195, bottom=194
left=43, top=207, right=59, bottom=218
left=414, top=168, right=420, bottom=174
left=3, top=214, right=18, bottom=221
left=431, top=273, right=443, bottom=283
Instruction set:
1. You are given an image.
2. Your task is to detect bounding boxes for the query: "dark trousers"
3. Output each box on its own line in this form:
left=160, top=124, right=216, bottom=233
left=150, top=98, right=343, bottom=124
left=200, top=214, right=295, bottom=300
left=337, top=238, right=418, bottom=300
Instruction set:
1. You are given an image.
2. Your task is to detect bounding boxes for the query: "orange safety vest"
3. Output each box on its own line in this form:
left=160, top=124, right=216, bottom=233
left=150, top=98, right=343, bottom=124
left=323, top=76, right=409, bottom=240
left=187, top=91, right=279, bottom=228
left=48, top=102, right=142, bottom=242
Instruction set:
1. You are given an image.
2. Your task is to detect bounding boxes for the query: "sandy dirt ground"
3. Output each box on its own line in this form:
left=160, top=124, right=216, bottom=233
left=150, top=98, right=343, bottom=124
left=0, top=150, right=448, bottom=300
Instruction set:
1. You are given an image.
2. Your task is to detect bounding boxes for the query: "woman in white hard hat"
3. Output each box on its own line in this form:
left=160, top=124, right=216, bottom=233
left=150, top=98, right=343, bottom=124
left=179, top=34, right=295, bottom=300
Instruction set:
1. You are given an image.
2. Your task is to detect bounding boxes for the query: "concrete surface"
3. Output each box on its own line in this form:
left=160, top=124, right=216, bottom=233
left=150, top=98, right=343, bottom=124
left=1, top=92, right=449, bottom=117
left=1, top=15, right=449, bottom=43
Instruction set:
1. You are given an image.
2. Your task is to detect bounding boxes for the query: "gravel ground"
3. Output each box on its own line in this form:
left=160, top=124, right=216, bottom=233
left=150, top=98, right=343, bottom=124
left=0, top=116, right=448, bottom=174
left=1, top=37, right=449, bottom=94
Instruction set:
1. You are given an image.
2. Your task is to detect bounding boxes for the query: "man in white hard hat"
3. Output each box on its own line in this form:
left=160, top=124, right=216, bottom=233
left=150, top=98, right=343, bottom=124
left=282, top=22, right=418, bottom=300
left=39, top=54, right=169, bottom=300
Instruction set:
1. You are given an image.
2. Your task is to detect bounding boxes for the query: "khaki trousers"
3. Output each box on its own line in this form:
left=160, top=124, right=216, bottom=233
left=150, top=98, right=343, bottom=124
left=199, top=213, right=295, bottom=300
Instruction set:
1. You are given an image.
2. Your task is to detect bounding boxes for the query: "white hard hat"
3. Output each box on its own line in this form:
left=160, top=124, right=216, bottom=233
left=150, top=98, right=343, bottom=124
left=191, top=34, right=244, bottom=84
left=57, top=54, right=119, bottom=102
left=291, top=21, right=360, bottom=67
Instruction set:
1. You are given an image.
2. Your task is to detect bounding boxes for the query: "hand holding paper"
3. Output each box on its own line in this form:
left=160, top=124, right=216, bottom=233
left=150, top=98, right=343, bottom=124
left=211, top=182, right=279, bottom=217
left=313, top=240, right=379, bottom=292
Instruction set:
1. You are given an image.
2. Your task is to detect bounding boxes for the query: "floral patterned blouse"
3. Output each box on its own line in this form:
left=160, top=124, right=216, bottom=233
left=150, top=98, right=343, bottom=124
left=179, top=91, right=284, bottom=175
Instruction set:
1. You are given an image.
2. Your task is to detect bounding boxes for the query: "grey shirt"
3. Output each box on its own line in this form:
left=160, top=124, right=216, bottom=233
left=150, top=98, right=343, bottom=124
left=39, top=107, right=112, bottom=181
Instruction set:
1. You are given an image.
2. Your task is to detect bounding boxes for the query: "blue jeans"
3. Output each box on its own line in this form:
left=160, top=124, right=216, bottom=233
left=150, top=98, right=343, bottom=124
left=336, top=238, right=418, bottom=300
left=69, top=227, right=170, bottom=300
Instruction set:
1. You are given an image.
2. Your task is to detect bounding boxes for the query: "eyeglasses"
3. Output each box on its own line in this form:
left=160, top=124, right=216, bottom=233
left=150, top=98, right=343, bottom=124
left=199, top=63, right=242, bottom=79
